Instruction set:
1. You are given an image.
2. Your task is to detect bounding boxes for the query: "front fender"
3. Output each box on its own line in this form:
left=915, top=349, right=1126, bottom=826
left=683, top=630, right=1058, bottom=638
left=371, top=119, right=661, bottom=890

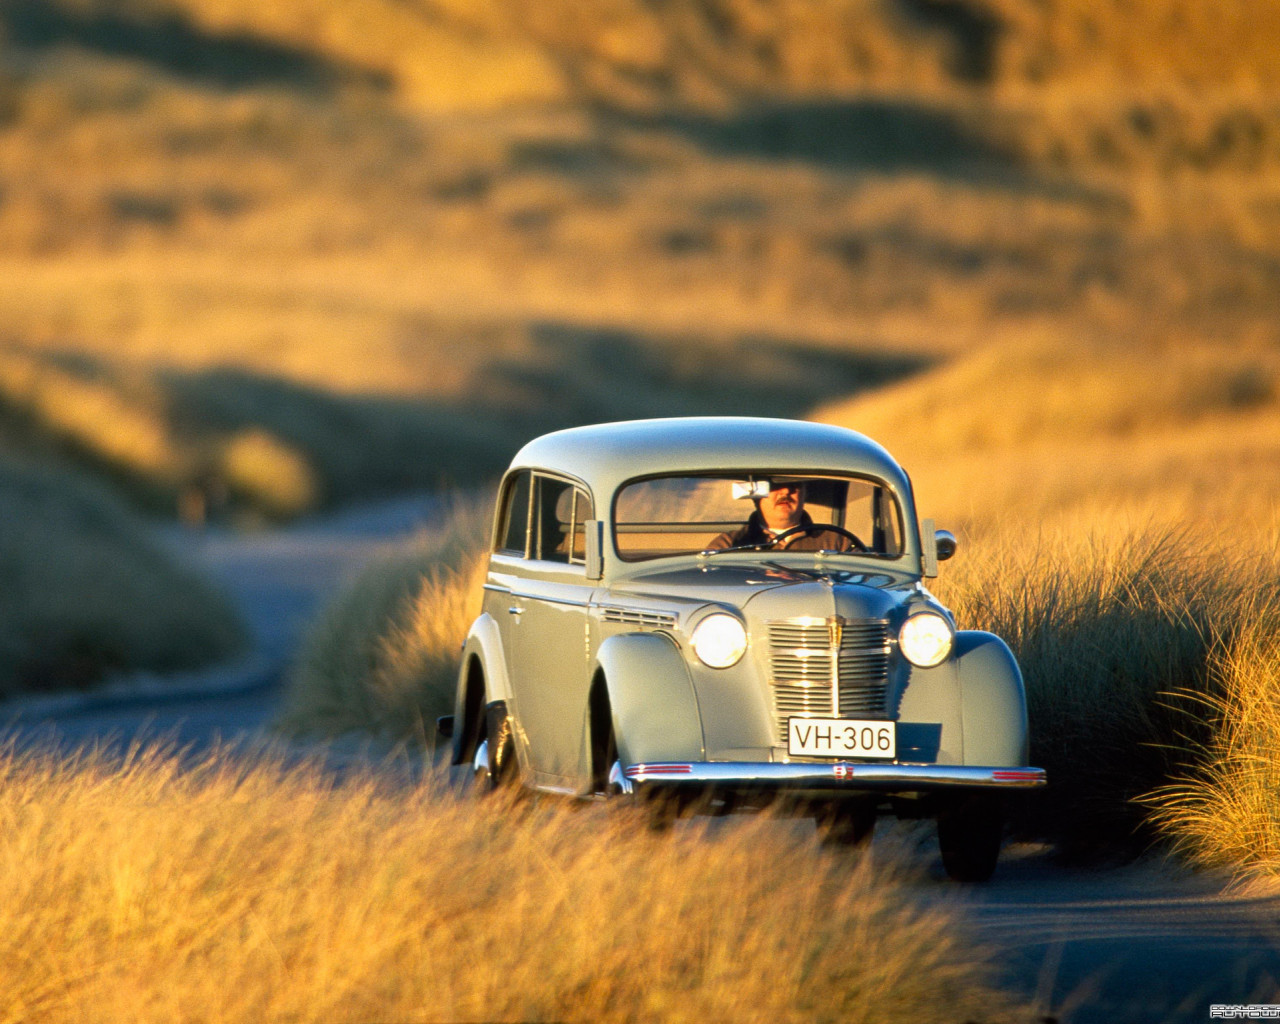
left=595, top=632, right=705, bottom=765
left=954, top=631, right=1029, bottom=766
left=452, top=613, right=512, bottom=766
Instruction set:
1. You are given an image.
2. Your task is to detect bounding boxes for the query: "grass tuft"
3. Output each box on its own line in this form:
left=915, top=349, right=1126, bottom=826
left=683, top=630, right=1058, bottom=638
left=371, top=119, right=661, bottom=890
left=1144, top=592, right=1280, bottom=879
left=277, top=497, right=489, bottom=740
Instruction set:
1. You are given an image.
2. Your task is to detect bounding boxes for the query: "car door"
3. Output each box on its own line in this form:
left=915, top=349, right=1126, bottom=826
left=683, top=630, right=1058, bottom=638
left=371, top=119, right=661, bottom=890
left=486, top=469, right=532, bottom=677
left=506, top=474, right=596, bottom=789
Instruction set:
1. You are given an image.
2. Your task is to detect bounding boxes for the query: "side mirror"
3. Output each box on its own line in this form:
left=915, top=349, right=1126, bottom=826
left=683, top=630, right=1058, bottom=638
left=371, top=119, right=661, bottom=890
left=584, top=519, right=605, bottom=580
left=936, top=529, right=957, bottom=562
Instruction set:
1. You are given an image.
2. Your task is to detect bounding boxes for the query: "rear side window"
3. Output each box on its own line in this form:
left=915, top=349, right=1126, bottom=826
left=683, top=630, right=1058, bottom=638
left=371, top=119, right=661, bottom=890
left=532, top=477, right=594, bottom=564
left=497, top=471, right=532, bottom=555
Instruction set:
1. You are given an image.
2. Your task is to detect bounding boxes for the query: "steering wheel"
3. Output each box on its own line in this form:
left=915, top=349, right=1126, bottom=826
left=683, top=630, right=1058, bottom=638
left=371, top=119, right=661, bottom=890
left=757, top=524, right=868, bottom=552
left=763, top=523, right=866, bottom=551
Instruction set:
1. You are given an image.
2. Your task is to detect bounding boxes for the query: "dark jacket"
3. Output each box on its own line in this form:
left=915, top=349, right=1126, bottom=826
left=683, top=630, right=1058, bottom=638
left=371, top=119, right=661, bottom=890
left=707, top=510, right=854, bottom=551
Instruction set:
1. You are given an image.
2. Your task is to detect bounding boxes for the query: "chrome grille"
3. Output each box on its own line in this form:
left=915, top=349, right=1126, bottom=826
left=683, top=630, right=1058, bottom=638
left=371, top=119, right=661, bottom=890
left=767, top=618, right=891, bottom=742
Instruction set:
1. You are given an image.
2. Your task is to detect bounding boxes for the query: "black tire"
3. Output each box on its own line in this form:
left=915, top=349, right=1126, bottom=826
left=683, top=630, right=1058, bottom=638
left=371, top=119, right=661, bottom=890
left=937, top=794, right=1004, bottom=882
left=814, top=800, right=877, bottom=847
left=598, top=724, right=619, bottom=796
left=488, top=713, right=521, bottom=791
left=472, top=710, right=522, bottom=798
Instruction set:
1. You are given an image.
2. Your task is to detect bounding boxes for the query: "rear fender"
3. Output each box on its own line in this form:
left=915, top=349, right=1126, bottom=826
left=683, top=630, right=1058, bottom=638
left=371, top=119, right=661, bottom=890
left=594, top=632, right=705, bottom=765
left=954, top=631, right=1029, bottom=766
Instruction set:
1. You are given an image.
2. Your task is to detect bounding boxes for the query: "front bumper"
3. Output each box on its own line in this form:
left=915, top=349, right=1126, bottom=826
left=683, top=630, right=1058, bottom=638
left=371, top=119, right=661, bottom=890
left=620, top=761, right=1046, bottom=793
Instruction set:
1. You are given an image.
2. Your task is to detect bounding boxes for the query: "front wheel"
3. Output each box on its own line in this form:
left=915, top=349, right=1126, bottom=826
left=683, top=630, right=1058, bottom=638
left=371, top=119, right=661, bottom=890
left=937, top=794, right=1003, bottom=882
left=472, top=712, right=522, bottom=796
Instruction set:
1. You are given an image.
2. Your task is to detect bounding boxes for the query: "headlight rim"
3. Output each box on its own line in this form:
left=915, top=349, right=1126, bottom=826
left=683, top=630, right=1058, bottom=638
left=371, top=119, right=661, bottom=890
left=898, top=609, right=955, bottom=668
left=690, top=612, right=749, bottom=669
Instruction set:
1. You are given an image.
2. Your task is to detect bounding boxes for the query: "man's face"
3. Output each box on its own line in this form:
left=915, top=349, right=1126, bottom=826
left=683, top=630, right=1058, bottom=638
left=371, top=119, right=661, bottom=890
left=758, top=482, right=804, bottom=531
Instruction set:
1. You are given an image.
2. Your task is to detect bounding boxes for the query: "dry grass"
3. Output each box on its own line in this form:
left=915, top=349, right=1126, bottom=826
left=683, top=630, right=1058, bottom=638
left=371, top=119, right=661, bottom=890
left=284, top=319, right=1280, bottom=858
left=0, top=741, right=1029, bottom=1024
left=934, top=528, right=1279, bottom=857
left=277, top=498, right=489, bottom=739
left=0, top=455, right=245, bottom=696
left=1145, top=596, right=1280, bottom=879
left=815, top=318, right=1280, bottom=859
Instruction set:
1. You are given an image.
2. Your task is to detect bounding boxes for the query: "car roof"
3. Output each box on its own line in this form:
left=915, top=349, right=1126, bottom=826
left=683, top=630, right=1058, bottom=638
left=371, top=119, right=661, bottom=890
left=508, top=417, right=911, bottom=499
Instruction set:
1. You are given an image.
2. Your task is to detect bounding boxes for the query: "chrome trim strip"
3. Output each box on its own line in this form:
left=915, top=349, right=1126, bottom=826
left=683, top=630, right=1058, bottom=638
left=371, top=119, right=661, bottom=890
left=530, top=782, right=580, bottom=796
left=623, top=762, right=1047, bottom=790
left=482, top=584, right=512, bottom=594
left=509, top=592, right=592, bottom=608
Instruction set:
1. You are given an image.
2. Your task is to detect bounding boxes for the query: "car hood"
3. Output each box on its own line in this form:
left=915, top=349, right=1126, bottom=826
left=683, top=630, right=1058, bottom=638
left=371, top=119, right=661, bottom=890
left=609, top=562, right=919, bottom=622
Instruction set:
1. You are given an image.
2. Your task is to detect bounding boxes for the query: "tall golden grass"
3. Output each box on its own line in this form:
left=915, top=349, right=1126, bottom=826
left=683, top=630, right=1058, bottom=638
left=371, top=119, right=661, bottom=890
left=936, top=528, right=1280, bottom=856
left=1145, top=596, right=1280, bottom=879
left=0, top=741, right=1029, bottom=1024
left=282, top=499, right=1280, bottom=860
left=281, top=319, right=1280, bottom=860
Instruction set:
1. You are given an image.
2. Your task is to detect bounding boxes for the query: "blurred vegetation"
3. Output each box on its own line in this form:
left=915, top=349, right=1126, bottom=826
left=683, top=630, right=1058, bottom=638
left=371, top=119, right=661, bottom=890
left=0, top=0, right=1276, bottom=523
left=0, top=454, right=244, bottom=694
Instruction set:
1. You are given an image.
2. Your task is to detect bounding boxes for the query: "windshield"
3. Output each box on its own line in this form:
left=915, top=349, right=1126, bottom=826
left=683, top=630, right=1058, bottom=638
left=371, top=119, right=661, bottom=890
left=613, top=473, right=904, bottom=562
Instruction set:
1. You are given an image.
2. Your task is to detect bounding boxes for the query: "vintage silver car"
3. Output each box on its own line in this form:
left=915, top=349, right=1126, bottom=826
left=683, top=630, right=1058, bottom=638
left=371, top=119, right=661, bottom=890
left=442, top=417, right=1045, bottom=881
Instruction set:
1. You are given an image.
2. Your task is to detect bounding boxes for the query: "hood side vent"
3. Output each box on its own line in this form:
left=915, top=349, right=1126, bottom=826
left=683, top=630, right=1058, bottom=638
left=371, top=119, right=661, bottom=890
left=600, top=606, right=677, bottom=630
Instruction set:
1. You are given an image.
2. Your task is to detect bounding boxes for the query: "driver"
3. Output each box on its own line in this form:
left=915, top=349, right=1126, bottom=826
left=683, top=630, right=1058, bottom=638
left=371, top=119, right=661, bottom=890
left=707, top=481, right=856, bottom=552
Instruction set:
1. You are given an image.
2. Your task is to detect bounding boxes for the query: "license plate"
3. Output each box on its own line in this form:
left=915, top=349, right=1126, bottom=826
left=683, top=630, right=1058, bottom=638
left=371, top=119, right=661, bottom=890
left=788, top=718, right=896, bottom=758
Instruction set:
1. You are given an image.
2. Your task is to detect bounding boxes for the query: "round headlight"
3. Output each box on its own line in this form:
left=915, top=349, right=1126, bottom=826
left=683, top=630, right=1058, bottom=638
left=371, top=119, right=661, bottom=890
left=899, top=611, right=954, bottom=668
left=691, top=614, right=748, bottom=669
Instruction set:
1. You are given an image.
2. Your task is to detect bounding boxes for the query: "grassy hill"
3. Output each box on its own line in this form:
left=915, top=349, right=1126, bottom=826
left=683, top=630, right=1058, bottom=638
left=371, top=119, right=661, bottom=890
left=0, top=0, right=1277, bottom=519
left=0, top=454, right=245, bottom=695
left=2, top=0, right=1279, bottom=702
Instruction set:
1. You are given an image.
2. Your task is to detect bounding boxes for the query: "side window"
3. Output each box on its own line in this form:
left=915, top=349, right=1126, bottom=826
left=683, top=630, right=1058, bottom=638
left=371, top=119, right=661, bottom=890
left=873, top=486, right=903, bottom=554
left=497, top=471, right=532, bottom=555
left=532, top=477, right=594, bottom=564
left=533, top=477, right=571, bottom=563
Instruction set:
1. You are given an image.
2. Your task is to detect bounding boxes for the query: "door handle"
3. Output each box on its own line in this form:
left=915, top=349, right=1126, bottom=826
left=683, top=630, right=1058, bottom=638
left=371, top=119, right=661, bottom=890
left=508, top=605, right=524, bottom=616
